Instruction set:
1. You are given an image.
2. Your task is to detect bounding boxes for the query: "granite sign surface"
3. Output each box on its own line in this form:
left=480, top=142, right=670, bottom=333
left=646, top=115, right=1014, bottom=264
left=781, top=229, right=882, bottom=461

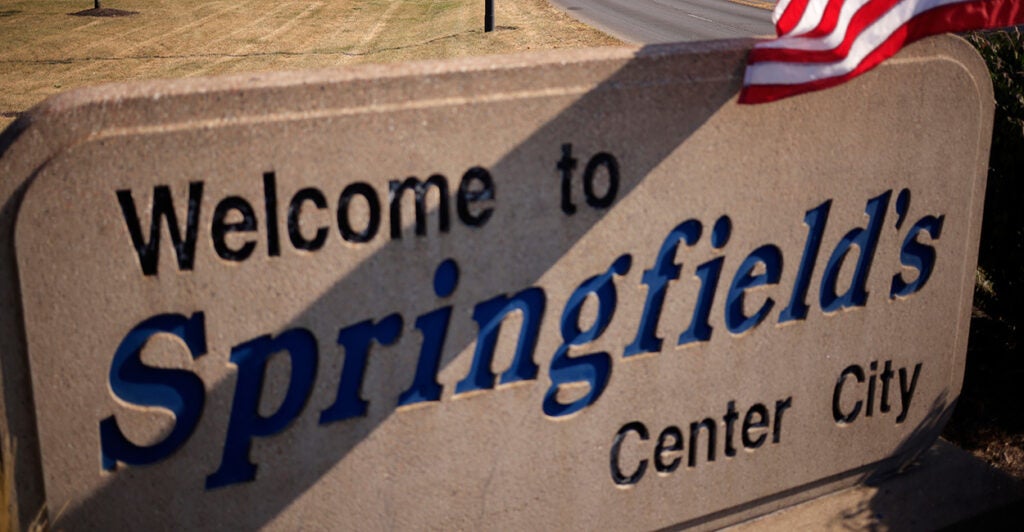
left=0, top=35, right=992, bottom=529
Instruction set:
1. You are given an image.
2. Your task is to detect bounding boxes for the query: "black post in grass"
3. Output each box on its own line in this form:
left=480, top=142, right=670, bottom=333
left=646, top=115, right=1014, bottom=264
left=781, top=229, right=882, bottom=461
left=485, top=0, right=494, bottom=32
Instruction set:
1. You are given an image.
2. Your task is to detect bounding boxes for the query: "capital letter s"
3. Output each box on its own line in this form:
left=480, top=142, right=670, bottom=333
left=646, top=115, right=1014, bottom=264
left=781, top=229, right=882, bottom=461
left=100, top=313, right=207, bottom=471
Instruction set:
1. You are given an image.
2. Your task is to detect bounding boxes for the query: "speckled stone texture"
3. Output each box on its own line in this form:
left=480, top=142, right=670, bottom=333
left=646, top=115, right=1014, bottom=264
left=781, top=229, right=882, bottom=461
left=0, top=35, right=992, bottom=530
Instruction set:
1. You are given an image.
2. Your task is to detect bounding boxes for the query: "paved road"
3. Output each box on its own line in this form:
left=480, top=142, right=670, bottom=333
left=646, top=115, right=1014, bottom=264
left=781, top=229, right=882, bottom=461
left=550, top=0, right=776, bottom=44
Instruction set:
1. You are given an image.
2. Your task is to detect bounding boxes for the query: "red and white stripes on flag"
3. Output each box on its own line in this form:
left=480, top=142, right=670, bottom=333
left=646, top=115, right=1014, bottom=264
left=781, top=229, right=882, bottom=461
left=739, top=0, right=1024, bottom=103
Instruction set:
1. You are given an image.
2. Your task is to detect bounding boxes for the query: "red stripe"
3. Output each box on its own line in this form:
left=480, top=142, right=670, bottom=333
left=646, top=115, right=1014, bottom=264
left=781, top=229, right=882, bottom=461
left=740, top=0, right=1024, bottom=104
left=740, top=24, right=909, bottom=103
left=750, top=0, right=902, bottom=64
left=751, top=0, right=1024, bottom=65
left=776, top=0, right=812, bottom=35
left=803, top=0, right=855, bottom=38
left=905, top=0, right=1024, bottom=33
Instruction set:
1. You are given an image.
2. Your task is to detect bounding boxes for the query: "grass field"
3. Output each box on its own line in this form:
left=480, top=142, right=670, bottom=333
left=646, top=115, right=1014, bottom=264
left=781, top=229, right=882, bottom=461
left=1, top=4, right=615, bottom=525
left=0, top=0, right=620, bottom=130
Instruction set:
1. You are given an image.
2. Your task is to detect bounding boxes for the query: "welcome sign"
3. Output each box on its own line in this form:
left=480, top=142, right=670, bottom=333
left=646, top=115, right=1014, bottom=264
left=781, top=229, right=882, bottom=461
left=0, top=36, right=992, bottom=529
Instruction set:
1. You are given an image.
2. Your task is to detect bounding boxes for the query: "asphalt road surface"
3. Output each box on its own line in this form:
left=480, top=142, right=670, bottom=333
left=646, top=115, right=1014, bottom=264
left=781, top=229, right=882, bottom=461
left=550, top=0, right=777, bottom=43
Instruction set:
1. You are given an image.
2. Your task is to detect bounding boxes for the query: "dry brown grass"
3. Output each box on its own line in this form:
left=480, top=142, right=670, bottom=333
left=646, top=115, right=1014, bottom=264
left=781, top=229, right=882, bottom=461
left=0, top=0, right=620, bottom=130
left=0, top=1, right=618, bottom=523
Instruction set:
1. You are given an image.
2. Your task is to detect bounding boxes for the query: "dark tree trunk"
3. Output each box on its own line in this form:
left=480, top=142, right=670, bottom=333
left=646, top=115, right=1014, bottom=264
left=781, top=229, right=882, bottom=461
left=95, top=0, right=101, bottom=9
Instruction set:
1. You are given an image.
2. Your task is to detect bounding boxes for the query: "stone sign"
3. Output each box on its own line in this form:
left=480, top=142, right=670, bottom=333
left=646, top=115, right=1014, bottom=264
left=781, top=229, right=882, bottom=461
left=0, top=36, right=993, bottom=529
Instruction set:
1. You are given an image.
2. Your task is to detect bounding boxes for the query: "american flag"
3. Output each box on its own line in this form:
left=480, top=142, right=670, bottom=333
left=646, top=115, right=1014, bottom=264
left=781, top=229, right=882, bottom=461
left=739, top=0, right=1024, bottom=103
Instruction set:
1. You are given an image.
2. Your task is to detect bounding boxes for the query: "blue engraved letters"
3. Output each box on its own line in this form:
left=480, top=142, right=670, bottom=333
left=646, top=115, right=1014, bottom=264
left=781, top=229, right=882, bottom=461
left=103, top=183, right=946, bottom=489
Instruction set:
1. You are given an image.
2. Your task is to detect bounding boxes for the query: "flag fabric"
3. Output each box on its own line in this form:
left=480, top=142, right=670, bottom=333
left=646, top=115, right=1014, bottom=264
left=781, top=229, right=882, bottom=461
left=739, top=0, right=1024, bottom=103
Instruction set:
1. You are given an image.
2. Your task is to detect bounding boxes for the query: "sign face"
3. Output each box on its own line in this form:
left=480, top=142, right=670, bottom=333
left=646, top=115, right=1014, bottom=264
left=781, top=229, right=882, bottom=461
left=0, top=36, right=992, bottom=529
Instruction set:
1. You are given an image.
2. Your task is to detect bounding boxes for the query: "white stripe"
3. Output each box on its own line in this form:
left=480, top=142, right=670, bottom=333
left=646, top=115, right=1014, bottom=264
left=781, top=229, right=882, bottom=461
left=772, top=0, right=793, bottom=25
left=745, top=0, right=975, bottom=86
left=759, top=0, right=873, bottom=49
left=785, top=0, right=829, bottom=35
left=759, top=0, right=970, bottom=51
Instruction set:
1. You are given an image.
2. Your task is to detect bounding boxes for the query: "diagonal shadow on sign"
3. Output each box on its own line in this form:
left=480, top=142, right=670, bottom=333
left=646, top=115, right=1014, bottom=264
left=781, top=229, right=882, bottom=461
left=19, top=39, right=920, bottom=528
left=0, top=35, right=991, bottom=530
